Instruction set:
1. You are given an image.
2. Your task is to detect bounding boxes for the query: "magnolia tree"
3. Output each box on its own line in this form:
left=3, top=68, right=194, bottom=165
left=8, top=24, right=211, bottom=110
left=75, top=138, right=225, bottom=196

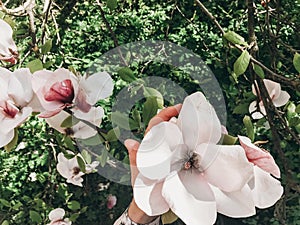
left=0, top=1, right=299, bottom=225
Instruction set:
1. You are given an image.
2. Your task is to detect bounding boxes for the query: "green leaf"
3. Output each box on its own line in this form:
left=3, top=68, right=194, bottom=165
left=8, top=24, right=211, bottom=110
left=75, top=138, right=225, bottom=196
left=243, top=115, right=255, bottom=142
left=67, top=200, right=81, bottom=211
left=220, top=134, right=238, bottom=145
left=233, top=103, right=250, bottom=115
left=233, top=50, right=250, bottom=77
left=143, top=87, right=164, bottom=108
left=253, top=64, right=265, bottom=79
left=161, top=210, right=178, bottom=224
left=29, top=210, right=42, bottom=223
left=110, top=111, right=139, bottom=130
left=295, top=104, right=300, bottom=114
left=81, top=150, right=92, bottom=164
left=41, top=39, right=52, bottom=54
left=4, top=128, right=18, bottom=152
left=293, top=53, right=300, bottom=73
left=98, top=150, right=108, bottom=167
left=105, top=127, right=121, bottom=142
left=143, top=97, right=159, bottom=125
left=107, top=0, right=118, bottom=10
left=79, top=134, right=104, bottom=145
left=60, top=116, right=80, bottom=128
left=69, top=213, right=80, bottom=222
left=118, top=67, right=136, bottom=82
left=64, top=136, right=75, bottom=151
left=0, top=199, right=11, bottom=207
left=132, top=108, right=141, bottom=128
left=1, top=220, right=9, bottom=225
left=223, top=31, right=248, bottom=46
left=76, top=156, right=86, bottom=173
left=27, top=59, right=43, bottom=73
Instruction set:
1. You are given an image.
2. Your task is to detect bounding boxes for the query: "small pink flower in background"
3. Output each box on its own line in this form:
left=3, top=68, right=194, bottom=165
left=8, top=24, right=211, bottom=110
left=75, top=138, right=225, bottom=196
left=56, top=152, right=85, bottom=187
left=0, top=19, right=18, bottom=64
left=249, top=79, right=290, bottom=119
left=107, top=194, right=117, bottom=209
left=47, top=208, right=71, bottom=225
left=0, top=68, right=40, bottom=148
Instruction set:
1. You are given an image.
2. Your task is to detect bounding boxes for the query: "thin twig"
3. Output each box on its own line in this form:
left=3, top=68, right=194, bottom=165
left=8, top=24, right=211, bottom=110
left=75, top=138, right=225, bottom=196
left=95, top=0, right=128, bottom=66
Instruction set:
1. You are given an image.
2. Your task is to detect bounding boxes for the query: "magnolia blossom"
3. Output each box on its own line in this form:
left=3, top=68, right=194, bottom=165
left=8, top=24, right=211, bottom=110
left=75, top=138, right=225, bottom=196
left=107, top=194, right=117, bottom=209
left=56, top=151, right=99, bottom=186
left=249, top=79, right=290, bottom=119
left=47, top=208, right=71, bottom=225
left=57, top=152, right=85, bottom=187
left=0, top=19, right=18, bottom=64
left=32, top=68, right=113, bottom=138
left=134, top=92, right=283, bottom=225
left=0, top=68, right=39, bottom=148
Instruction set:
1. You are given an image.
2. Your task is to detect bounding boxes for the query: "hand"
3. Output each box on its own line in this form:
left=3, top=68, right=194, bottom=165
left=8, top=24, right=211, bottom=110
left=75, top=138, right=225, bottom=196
left=124, top=104, right=182, bottom=224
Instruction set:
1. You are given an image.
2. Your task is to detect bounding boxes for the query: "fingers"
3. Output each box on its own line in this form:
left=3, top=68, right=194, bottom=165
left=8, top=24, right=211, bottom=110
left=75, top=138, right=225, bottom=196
left=145, top=104, right=182, bottom=134
left=124, top=139, right=140, bottom=185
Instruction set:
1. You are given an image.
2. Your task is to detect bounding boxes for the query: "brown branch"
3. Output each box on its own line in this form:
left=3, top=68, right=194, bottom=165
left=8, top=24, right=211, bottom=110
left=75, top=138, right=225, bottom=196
left=95, top=0, right=128, bottom=66
left=194, top=0, right=225, bottom=35
left=0, top=0, right=34, bottom=16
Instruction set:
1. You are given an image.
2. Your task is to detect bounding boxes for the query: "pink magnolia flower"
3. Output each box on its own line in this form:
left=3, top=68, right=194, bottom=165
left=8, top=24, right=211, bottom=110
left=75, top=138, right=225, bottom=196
left=0, top=68, right=39, bottom=148
left=0, top=19, right=18, bottom=64
left=57, top=152, right=85, bottom=187
left=47, top=208, right=71, bottom=225
left=107, top=194, right=117, bottom=209
left=134, top=92, right=257, bottom=225
left=32, top=68, right=113, bottom=118
left=249, top=79, right=290, bottom=119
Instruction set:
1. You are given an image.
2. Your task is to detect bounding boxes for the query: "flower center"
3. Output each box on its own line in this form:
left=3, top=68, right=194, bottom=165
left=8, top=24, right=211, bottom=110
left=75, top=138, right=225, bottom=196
left=183, top=152, right=201, bottom=170
left=72, top=167, right=81, bottom=175
left=44, top=79, right=74, bottom=104
left=0, top=100, right=19, bottom=118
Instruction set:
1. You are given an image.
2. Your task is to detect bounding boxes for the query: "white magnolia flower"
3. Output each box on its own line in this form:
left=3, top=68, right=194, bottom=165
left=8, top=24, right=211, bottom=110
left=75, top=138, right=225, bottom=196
left=85, top=161, right=100, bottom=174
left=47, top=208, right=72, bottom=225
left=57, top=152, right=85, bottom=187
left=249, top=79, right=290, bottom=119
left=134, top=92, right=282, bottom=225
left=0, top=19, right=18, bottom=64
left=32, top=68, right=113, bottom=138
left=0, top=68, right=39, bottom=148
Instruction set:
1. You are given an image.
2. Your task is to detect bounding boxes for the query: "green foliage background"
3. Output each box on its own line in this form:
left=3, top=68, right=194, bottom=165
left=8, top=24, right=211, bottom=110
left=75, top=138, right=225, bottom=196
left=0, top=0, right=299, bottom=225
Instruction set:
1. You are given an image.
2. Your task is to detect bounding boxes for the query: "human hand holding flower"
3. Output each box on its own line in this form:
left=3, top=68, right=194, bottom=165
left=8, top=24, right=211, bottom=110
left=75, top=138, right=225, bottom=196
left=123, top=104, right=182, bottom=224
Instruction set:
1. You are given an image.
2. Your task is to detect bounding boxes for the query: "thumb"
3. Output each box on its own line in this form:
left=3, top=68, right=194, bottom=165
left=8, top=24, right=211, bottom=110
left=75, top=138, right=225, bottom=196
left=124, top=139, right=140, bottom=185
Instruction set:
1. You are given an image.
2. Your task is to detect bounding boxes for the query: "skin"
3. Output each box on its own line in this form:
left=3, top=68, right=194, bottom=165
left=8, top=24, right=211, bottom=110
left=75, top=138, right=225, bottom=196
left=124, top=104, right=182, bottom=224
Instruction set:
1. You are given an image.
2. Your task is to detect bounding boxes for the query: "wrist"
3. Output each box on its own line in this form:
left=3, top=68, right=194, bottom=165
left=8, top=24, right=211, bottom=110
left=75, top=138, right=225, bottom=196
left=128, top=200, right=158, bottom=224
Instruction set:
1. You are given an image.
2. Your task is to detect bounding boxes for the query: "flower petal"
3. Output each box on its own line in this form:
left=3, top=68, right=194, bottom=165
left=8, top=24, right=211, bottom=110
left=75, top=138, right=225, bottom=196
left=49, top=208, right=65, bottom=221
left=177, top=92, right=221, bottom=150
left=137, top=122, right=183, bottom=180
left=196, top=143, right=253, bottom=192
left=210, top=184, right=256, bottom=217
left=80, top=72, right=114, bottom=105
left=162, top=171, right=217, bottom=225
left=249, top=101, right=264, bottom=119
left=273, top=90, right=290, bottom=107
left=134, top=173, right=169, bottom=216
left=0, top=129, right=14, bottom=148
left=238, top=135, right=280, bottom=178
left=251, top=166, right=283, bottom=208
left=263, top=79, right=281, bottom=98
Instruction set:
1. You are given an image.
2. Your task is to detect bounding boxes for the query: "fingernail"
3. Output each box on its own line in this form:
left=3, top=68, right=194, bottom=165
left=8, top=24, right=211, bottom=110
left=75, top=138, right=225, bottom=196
left=124, top=139, right=139, bottom=150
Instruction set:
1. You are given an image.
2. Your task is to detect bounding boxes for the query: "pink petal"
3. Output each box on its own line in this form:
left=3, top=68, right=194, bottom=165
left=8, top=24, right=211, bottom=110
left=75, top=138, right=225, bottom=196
left=134, top=174, right=169, bottom=216
left=107, top=195, right=117, bottom=209
left=263, top=79, right=281, bottom=99
left=162, top=171, right=217, bottom=225
left=44, top=79, right=74, bottom=103
left=251, top=167, right=283, bottom=208
left=249, top=101, right=265, bottom=119
left=137, top=122, right=183, bottom=180
left=49, top=208, right=65, bottom=221
left=273, top=90, right=290, bottom=107
left=0, top=19, right=18, bottom=64
left=196, top=144, right=253, bottom=192
left=238, top=135, right=281, bottom=178
left=177, top=92, right=222, bottom=150
left=210, top=184, right=256, bottom=217
left=45, top=111, right=69, bottom=133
